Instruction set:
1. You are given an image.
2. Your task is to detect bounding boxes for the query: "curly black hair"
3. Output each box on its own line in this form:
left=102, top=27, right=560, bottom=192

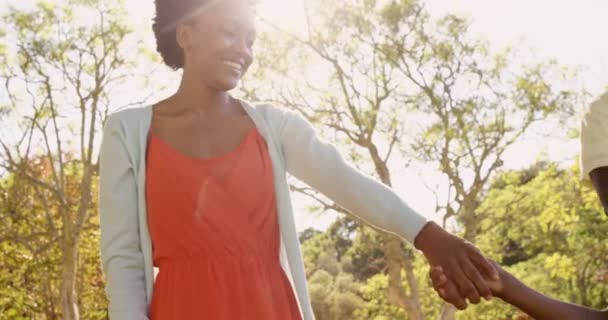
left=152, top=0, right=208, bottom=70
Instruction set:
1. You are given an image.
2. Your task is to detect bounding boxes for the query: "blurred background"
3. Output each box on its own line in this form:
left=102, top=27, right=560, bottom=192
left=0, top=0, right=606, bottom=319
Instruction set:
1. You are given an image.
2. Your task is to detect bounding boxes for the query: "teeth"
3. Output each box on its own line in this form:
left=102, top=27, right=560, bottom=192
left=222, top=60, right=242, bottom=71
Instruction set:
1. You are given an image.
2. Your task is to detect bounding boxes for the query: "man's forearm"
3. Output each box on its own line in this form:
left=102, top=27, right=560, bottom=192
left=498, top=272, right=597, bottom=320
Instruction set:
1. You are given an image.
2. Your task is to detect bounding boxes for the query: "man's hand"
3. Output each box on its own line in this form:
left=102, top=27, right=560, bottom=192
left=414, top=222, right=499, bottom=309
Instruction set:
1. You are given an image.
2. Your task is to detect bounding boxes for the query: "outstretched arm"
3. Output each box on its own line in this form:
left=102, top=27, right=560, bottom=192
left=496, top=270, right=606, bottom=320
left=277, top=108, right=497, bottom=308
left=430, top=263, right=608, bottom=320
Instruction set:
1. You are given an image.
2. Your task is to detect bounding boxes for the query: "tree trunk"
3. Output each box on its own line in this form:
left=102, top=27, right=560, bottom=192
left=459, top=198, right=479, bottom=243
left=438, top=303, right=456, bottom=320
left=402, top=247, right=425, bottom=320
left=384, top=235, right=425, bottom=320
left=44, top=274, right=60, bottom=319
left=437, top=203, right=476, bottom=320
left=371, top=146, right=425, bottom=319
left=60, top=239, right=80, bottom=320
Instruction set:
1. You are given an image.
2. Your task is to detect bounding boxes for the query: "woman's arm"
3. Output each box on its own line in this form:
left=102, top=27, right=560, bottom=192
left=99, top=115, right=149, bottom=320
left=278, top=109, right=497, bottom=307
left=277, top=109, right=427, bottom=243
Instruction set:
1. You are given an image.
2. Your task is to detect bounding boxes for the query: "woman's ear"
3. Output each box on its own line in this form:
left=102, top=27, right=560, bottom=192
left=176, top=23, right=192, bottom=51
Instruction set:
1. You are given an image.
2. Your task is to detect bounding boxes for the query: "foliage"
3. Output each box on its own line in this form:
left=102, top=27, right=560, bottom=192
left=0, top=0, right=598, bottom=319
left=300, top=164, right=607, bottom=319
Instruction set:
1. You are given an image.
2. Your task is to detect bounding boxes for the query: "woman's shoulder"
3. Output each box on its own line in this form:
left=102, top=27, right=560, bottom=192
left=100, top=106, right=151, bottom=165
left=106, top=105, right=151, bottom=126
left=244, top=101, right=300, bottom=128
left=244, top=100, right=284, bottom=116
left=103, top=105, right=151, bottom=135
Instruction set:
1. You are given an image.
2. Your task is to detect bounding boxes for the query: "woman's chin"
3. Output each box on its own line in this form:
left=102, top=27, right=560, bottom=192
left=209, top=78, right=240, bottom=92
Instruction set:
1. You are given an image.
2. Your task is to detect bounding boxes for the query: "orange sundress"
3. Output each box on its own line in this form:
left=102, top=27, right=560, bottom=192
left=145, top=126, right=302, bottom=319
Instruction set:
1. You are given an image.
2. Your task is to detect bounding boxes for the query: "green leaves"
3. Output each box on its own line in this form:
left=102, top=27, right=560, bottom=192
left=476, top=164, right=608, bottom=309
left=1, top=0, right=139, bottom=318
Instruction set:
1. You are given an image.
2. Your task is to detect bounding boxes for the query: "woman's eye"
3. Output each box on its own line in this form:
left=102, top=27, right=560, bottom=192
left=221, top=27, right=237, bottom=36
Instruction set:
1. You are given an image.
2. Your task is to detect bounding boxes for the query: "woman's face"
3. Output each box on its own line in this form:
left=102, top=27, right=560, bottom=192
left=177, top=0, right=256, bottom=91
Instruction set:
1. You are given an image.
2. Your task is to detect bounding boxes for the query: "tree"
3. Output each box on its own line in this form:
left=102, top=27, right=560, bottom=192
left=0, top=158, right=107, bottom=319
left=298, top=162, right=607, bottom=319
left=244, top=0, right=578, bottom=318
left=0, top=1, right=149, bottom=318
left=466, top=163, right=608, bottom=317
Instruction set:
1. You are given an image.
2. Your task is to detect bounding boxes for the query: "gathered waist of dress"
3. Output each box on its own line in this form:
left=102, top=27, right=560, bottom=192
left=154, top=253, right=281, bottom=267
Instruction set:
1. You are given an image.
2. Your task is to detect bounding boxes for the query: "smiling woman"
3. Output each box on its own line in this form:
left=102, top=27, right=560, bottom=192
left=152, top=0, right=256, bottom=86
left=100, top=0, right=309, bottom=318
left=98, top=0, right=501, bottom=319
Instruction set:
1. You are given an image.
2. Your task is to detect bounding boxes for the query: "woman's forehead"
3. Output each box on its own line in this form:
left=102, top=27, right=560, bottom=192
left=205, top=0, right=254, bottom=18
left=197, top=0, right=256, bottom=26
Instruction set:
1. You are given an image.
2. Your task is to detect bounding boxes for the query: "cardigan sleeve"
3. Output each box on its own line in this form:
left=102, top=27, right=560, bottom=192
left=580, top=92, right=608, bottom=180
left=98, top=115, right=149, bottom=319
left=278, top=109, right=429, bottom=244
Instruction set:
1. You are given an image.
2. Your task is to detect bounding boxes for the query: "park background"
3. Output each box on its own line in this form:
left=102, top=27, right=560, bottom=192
left=0, top=0, right=607, bottom=319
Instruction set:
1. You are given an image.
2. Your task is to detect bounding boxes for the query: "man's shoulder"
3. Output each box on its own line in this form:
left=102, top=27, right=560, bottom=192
left=586, top=92, right=608, bottom=117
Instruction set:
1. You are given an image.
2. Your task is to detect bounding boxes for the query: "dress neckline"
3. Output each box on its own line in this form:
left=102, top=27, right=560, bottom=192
left=148, top=126, right=257, bottom=163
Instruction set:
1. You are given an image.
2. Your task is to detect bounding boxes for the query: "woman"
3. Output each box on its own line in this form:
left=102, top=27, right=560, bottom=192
left=98, top=0, right=498, bottom=319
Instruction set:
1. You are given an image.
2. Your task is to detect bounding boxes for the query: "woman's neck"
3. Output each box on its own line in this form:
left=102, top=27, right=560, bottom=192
left=172, top=70, right=233, bottom=118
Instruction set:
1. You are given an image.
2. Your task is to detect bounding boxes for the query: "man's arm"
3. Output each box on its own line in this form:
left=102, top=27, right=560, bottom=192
left=590, top=166, right=608, bottom=215
left=431, top=264, right=608, bottom=320
left=496, top=268, right=604, bottom=320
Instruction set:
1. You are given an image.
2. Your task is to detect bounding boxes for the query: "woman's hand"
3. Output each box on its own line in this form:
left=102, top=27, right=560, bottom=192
left=414, top=222, right=499, bottom=309
left=430, top=260, right=506, bottom=302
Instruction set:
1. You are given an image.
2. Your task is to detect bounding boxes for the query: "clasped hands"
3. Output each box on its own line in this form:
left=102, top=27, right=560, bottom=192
left=414, top=222, right=499, bottom=310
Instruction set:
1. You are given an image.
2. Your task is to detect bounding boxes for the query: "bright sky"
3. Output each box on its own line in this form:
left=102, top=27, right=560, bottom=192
left=2, top=0, right=607, bottom=232
left=252, top=0, right=608, bottom=231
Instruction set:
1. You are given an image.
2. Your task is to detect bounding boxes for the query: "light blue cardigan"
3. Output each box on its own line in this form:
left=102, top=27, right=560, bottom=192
left=98, top=100, right=429, bottom=319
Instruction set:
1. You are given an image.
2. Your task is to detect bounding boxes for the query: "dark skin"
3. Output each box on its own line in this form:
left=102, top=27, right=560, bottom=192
left=151, top=0, right=499, bottom=309
left=151, top=0, right=257, bottom=159
left=430, top=167, right=608, bottom=317
left=431, top=262, right=608, bottom=320
left=590, top=166, right=608, bottom=215
left=414, top=222, right=498, bottom=309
